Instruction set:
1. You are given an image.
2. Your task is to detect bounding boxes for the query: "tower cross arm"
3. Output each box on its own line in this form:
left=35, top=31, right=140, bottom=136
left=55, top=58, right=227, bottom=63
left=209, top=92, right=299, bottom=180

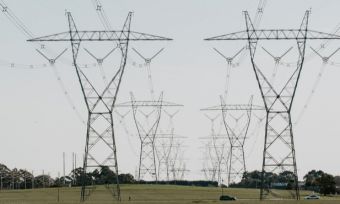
left=205, top=29, right=340, bottom=41
left=116, top=100, right=183, bottom=107
left=27, top=30, right=173, bottom=42
left=201, top=104, right=264, bottom=111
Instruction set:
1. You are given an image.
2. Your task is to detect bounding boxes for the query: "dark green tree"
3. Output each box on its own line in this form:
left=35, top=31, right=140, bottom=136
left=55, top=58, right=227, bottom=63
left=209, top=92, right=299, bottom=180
left=34, top=174, right=54, bottom=188
left=118, top=173, right=135, bottom=184
left=98, top=166, right=116, bottom=184
left=316, top=173, right=336, bottom=196
left=278, top=171, right=295, bottom=190
left=304, top=170, right=324, bottom=191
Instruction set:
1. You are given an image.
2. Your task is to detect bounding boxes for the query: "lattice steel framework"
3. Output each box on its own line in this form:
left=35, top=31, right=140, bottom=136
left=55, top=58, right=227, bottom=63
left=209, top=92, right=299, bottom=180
left=116, top=97, right=182, bottom=181
left=169, top=141, right=188, bottom=181
left=222, top=98, right=251, bottom=186
left=205, top=11, right=340, bottom=200
left=28, top=12, right=172, bottom=202
left=200, top=113, right=229, bottom=185
left=155, top=110, right=183, bottom=182
left=202, top=97, right=263, bottom=186
left=155, top=132, right=175, bottom=181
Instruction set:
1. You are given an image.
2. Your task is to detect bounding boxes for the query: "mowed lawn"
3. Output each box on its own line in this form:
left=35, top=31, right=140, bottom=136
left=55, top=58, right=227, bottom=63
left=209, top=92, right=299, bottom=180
left=0, top=184, right=339, bottom=204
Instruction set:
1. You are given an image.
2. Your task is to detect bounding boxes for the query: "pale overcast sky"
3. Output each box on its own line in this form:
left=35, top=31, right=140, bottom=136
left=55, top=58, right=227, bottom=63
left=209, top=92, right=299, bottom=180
left=1, top=0, right=340, bottom=181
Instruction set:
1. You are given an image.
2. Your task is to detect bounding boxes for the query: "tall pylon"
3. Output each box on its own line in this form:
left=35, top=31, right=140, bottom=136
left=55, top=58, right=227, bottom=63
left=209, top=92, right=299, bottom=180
left=116, top=97, right=183, bottom=181
left=156, top=110, right=184, bottom=182
left=28, top=12, right=172, bottom=201
left=202, top=97, right=263, bottom=186
left=121, top=46, right=182, bottom=182
left=131, top=92, right=163, bottom=181
left=205, top=10, right=340, bottom=200
left=199, top=113, right=229, bottom=186
left=220, top=97, right=253, bottom=186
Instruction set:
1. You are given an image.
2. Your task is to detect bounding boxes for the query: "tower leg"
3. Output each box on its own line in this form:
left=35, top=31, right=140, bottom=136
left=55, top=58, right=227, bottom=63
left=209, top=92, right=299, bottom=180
left=81, top=112, right=120, bottom=202
left=260, top=112, right=299, bottom=200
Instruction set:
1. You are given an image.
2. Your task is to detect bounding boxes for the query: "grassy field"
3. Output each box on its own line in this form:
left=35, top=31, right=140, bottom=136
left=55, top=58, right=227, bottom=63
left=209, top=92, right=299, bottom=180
left=0, top=184, right=339, bottom=204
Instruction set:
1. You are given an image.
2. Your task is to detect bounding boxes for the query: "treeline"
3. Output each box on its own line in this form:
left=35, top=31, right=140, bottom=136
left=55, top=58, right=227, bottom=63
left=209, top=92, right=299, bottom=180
left=0, top=163, right=217, bottom=189
left=231, top=170, right=340, bottom=196
left=0, top=164, right=137, bottom=189
left=138, top=180, right=218, bottom=187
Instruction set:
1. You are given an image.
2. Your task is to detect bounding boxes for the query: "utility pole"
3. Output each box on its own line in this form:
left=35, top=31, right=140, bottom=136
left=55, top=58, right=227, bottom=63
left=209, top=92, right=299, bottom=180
left=11, top=171, right=14, bottom=190
left=32, top=170, right=34, bottom=189
left=42, top=170, right=45, bottom=188
left=28, top=12, right=172, bottom=201
left=205, top=10, right=340, bottom=200
left=24, top=170, right=27, bottom=189
left=63, top=152, right=66, bottom=186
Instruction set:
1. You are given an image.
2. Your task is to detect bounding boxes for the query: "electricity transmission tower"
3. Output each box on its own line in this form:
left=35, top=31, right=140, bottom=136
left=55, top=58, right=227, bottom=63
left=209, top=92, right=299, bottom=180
left=205, top=10, right=340, bottom=200
left=116, top=95, right=182, bottom=181
left=202, top=47, right=247, bottom=186
left=117, top=45, right=182, bottom=182
left=200, top=113, right=229, bottom=185
left=28, top=12, right=172, bottom=201
left=155, top=110, right=183, bottom=182
left=202, top=97, right=263, bottom=186
left=169, top=141, right=188, bottom=181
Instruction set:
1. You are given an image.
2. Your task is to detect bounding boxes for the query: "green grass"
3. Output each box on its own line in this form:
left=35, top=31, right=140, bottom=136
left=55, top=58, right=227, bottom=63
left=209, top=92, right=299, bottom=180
left=0, top=184, right=339, bottom=203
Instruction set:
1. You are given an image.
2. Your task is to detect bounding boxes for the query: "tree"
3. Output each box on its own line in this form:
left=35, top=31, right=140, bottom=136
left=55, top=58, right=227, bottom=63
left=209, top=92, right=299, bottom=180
left=334, top=176, right=340, bottom=187
left=54, top=176, right=73, bottom=187
left=34, top=174, right=54, bottom=188
left=98, top=166, right=116, bottom=184
left=304, top=170, right=324, bottom=191
left=239, top=171, right=261, bottom=188
left=278, top=171, right=296, bottom=190
left=118, top=174, right=135, bottom=184
left=316, top=173, right=336, bottom=196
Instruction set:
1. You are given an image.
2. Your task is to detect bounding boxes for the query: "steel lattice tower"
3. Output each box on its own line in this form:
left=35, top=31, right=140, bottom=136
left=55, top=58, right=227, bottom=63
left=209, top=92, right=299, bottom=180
left=202, top=98, right=263, bottom=186
left=205, top=11, right=340, bottom=200
left=200, top=114, right=229, bottom=185
left=155, top=109, right=183, bottom=182
left=117, top=46, right=182, bottom=182
left=131, top=93, right=163, bottom=182
left=28, top=12, right=172, bottom=201
left=221, top=98, right=253, bottom=186
left=116, top=97, right=182, bottom=181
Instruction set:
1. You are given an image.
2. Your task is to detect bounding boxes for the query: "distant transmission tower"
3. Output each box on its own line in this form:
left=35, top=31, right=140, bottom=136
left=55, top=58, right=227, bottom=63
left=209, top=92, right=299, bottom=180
left=202, top=97, right=263, bottom=186
left=117, top=95, right=182, bottom=181
left=205, top=10, right=340, bottom=200
left=118, top=46, right=182, bottom=182
left=200, top=113, right=229, bottom=186
left=131, top=92, right=163, bottom=181
left=169, top=142, right=188, bottom=181
left=28, top=12, right=172, bottom=201
left=156, top=109, right=183, bottom=182
left=201, top=47, right=246, bottom=186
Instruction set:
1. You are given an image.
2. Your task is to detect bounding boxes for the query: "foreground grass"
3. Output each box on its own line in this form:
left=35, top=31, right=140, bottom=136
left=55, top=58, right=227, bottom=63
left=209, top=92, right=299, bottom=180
left=0, top=184, right=339, bottom=203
